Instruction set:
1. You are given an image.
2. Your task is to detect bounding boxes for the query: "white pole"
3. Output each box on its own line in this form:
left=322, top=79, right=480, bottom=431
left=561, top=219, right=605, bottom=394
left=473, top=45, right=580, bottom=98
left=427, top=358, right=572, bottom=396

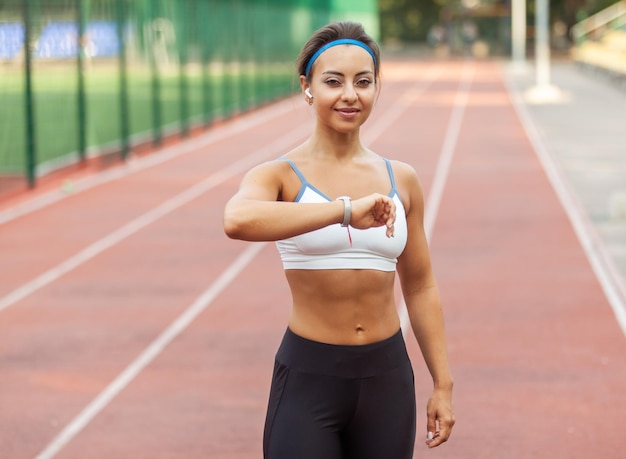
left=511, top=0, right=526, bottom=69
left=535, top=0, right=550, bottom=86
left=525, top=0, right=563, bottom=102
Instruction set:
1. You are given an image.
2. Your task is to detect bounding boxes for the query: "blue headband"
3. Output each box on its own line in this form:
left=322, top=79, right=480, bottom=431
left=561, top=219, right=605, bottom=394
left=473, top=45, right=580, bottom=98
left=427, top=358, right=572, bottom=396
left=304, top=38, right=377, bottom=76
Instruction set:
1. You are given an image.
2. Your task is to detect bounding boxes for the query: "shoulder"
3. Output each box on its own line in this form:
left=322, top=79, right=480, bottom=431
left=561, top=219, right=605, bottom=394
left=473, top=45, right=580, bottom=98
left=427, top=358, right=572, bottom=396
left=242, top=157, right=294, bottom=181
left=386, top=159, right=422, bottom=193
left=386, top=159, right=419, bottom=182
left=253, top=143, right=310, bottom=177
left=386, top=159, right=424, bottom=214
left=237, top=156, right=303, bottom=202
left=237, top=157, right=293, bottom=192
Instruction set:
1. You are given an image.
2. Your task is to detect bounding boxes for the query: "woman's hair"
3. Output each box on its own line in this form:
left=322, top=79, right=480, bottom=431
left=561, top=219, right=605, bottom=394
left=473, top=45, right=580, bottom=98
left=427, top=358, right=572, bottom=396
left=297, top=21, right=381, bottom=82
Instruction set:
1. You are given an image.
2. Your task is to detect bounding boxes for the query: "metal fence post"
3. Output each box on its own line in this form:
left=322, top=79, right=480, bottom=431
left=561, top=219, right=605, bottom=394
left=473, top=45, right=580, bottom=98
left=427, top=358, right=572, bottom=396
left=179, top=1, right=189, bottom=138
left=77, top=0, right=87, bottom=161
left=150, top=0, right=162, bottom=147
left=201, top=0, right=212, bottom=126
left=23, top=0, right=36, bottom=187
left=117, top=0, right=130, bottom=159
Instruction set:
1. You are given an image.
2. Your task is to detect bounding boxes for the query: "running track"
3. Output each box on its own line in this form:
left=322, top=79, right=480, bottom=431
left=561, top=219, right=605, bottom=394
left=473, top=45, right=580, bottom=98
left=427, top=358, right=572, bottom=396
left=1, top=59, right=625, bottom=459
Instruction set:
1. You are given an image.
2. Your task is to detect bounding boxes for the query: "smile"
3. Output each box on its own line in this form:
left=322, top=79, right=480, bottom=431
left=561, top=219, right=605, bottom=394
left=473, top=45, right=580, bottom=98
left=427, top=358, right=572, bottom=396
left=336, top=108, right=360, bottom=119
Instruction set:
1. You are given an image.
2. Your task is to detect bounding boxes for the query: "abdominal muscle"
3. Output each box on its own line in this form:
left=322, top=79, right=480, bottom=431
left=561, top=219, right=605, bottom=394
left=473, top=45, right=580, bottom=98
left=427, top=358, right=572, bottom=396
left=284, top=269, right=401, bottom=345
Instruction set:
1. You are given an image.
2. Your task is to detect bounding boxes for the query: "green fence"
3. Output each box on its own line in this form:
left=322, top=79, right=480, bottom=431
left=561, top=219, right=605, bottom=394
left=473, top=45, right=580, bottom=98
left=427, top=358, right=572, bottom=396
left=0, top=0, right=378, bottom=189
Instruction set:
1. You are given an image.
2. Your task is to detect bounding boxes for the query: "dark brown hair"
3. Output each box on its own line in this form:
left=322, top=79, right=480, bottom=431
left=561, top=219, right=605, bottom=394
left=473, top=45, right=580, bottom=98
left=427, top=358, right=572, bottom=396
left=297, top=21, right=381, bottom=82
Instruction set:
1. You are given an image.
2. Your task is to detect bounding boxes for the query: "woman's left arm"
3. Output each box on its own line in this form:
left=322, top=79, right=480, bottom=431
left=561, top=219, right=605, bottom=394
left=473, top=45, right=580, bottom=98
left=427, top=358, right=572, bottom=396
left=394, top=161, right=455, bottom=448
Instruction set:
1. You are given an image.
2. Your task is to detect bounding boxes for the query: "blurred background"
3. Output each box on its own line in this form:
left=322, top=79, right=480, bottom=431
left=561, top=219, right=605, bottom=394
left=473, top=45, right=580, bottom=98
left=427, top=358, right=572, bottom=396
left=0, top=0, right=624, bottom=197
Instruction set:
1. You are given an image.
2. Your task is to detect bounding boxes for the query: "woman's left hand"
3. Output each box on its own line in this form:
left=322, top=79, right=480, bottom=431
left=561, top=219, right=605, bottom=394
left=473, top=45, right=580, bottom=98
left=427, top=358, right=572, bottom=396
left=424, top=388, right=455, bottom=448
left=349, top=193, right=396, bottom=237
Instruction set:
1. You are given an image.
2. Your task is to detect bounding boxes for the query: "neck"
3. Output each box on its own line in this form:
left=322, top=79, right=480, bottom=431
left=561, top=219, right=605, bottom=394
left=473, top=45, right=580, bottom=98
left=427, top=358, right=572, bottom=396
left=308, top=125, right=364, bottom=161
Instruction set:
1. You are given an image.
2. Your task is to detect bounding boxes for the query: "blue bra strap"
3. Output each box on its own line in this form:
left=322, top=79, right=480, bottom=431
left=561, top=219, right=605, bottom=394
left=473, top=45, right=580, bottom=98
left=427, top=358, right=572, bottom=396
left=279, top=157, right=306, bottom=183
left=383, top=158, right=397, bottom=193
left=280, top=157, right=312, bottom=202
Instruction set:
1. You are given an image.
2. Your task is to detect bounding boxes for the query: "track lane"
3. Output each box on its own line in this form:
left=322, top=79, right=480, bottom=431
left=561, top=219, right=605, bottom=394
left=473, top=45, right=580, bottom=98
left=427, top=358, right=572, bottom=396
left=421, top=62, right=626, bottom=458
left=1, top=59, right=624, bottom=459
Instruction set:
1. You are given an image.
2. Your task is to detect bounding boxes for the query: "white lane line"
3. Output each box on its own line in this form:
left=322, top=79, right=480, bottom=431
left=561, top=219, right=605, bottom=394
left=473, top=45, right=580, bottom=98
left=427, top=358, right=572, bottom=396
left=422, top=62, right=475, bottom=243
left=0, top=126, right=309, bottom=314
left=400, top=61, right=475, bottom=334
left=29, top=72, right=448, bottom=458
left=33, top=242, right=267, bottom=459
left=505, top=74, right=626, bottom=337
left=0, top=97, right=301, bottom=226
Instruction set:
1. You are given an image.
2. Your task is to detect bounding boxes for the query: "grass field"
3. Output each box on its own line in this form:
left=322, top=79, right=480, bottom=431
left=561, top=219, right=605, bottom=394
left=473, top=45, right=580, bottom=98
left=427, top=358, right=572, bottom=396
left=0, top=60, right=296, bottom=176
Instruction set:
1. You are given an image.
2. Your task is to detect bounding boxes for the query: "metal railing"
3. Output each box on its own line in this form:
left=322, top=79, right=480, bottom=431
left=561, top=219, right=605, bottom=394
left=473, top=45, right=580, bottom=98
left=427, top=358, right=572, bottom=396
left=571, top=0, right=626, bottom=42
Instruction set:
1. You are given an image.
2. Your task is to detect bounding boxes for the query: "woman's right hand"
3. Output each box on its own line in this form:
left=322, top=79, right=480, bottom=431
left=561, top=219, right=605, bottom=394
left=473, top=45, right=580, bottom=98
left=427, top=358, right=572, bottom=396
left=349, top=193, right=396, bottom=237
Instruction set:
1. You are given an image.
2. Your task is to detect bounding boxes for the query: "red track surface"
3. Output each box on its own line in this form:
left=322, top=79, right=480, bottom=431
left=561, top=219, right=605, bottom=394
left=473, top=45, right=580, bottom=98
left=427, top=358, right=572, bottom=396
left=1, top=60, right=624, bottom=459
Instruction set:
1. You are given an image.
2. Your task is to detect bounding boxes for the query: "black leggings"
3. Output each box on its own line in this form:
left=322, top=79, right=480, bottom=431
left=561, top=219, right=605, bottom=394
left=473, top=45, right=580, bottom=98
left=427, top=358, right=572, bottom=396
left=263, top=328, right=416, bottom=459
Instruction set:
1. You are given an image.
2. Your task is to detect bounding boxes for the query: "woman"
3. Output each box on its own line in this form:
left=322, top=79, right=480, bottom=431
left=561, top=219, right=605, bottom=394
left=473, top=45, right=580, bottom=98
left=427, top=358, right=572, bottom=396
left=223, top=21, right=454, bottom=459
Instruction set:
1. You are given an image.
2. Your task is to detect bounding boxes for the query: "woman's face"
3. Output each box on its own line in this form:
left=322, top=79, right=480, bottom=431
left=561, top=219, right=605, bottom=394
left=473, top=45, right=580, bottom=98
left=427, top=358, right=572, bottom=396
left=301, top=44, right=377, bottom=134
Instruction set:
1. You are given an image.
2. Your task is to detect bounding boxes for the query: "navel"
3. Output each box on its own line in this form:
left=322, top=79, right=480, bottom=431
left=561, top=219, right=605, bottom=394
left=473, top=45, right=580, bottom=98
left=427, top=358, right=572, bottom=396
left=355, top=324, right=365, bottom=335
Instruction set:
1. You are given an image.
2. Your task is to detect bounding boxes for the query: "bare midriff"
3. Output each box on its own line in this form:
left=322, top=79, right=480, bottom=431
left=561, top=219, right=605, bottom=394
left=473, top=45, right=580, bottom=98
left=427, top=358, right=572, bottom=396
left=284, top=269, right=401, bottom=345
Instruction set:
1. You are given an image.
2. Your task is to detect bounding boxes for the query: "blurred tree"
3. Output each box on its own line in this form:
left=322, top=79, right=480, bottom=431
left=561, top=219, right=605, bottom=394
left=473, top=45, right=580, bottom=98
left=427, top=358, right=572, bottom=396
left=379, top=0, right=441, bottom=43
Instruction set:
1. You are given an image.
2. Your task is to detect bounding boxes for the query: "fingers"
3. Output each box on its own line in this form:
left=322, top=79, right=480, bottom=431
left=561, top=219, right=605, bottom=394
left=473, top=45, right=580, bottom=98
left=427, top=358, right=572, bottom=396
left=376, top=195, right=395, bottom=237
left=386, top=215, right=395, bottom=238
left=425, top=422, right=451, bottom=448
left=425, top=410, right=455, bottom=448
left=349, top=194, right=396, bottom=234
left=425, top=414, right=438, bottom=447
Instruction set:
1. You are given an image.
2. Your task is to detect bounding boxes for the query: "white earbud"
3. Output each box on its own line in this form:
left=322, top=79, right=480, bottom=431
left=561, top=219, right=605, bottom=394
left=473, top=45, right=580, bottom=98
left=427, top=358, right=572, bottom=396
left=305, top=88, right=313, bottom=98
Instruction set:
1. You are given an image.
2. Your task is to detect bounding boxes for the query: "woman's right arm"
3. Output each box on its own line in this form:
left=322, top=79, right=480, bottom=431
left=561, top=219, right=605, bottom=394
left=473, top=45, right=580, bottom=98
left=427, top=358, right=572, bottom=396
left=223, top=161, right=345, bottom=241
left=223, top=161, right=397, bottom=242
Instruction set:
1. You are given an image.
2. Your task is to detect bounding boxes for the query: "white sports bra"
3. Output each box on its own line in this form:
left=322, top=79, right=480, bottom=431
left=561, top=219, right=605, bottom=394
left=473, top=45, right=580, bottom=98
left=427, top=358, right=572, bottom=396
left=275, top=158, right=408, bottom=271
